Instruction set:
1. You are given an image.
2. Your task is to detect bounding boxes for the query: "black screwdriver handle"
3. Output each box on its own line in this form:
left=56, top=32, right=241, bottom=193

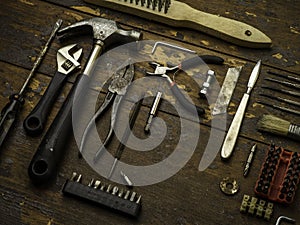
left=170, top=83, right=205, bottom=115
left=23, top=71, right=68, bottom=136
left=28, top=73, right=90, bottom=184
left=0, top=94, right=24, bottom=148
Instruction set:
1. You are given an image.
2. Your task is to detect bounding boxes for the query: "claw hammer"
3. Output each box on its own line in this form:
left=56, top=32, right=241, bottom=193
left=28, top=18, right=142, bottom=184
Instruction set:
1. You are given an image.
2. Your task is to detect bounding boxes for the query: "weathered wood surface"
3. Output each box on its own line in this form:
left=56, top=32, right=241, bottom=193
left=0, top=0, right=299, bottom=224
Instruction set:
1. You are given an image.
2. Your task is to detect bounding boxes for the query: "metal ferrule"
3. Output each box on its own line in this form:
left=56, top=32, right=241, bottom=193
left=288, top=124, right=300, bottom=140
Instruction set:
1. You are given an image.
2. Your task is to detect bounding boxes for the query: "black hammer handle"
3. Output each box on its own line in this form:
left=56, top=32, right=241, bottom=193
left=23, top=71, right=68, bottom=136
left=28, top=73, right=90, bottom=184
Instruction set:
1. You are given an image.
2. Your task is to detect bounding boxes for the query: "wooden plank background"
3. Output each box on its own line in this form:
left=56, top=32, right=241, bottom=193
left=0, top=0, right=299, bottom=224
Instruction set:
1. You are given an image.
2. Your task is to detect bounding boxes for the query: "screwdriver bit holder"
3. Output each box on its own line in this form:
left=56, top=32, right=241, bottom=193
left=254, top=144, right=300, bottom=204
left=62, top=172, right=142, bottom=217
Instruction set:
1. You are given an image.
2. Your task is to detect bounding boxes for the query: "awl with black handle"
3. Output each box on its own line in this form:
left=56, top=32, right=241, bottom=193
left=0, top=19, right=62, bottom=149
left=28, top=18, right=142, bottom=184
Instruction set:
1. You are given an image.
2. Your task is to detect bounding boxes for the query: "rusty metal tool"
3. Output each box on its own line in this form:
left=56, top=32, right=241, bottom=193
left=28, top=18, right=142, bottom=184
left=0, top=19, right=62, bottom=149
left=212, top=66, right=242, bottom=116
left=259, top=93, right=300, bottom=107
left=261, top=86, right=300, bottom=98
left=265, top=77, right=300, bottom=90
left=268, top=71, right=300, bottom=83
left=221, top=60, right=261, bottom=160
left=257, top=101, right=300, bottom=116
left=23, top=44, right=82, bottom=136
left=84, top=0, right=272, bottom=48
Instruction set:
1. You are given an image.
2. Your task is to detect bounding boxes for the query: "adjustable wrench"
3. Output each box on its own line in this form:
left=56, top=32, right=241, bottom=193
left=28, top=18, right=142, bottom=184
left=23, top=44, right=82, bottom=135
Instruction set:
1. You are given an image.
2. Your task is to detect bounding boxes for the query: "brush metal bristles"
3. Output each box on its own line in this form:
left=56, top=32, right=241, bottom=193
left=124, top=0, right=171, bottom=13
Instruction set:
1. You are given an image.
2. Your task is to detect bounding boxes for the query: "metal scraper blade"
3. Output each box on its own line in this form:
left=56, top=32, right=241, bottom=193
left=212, top=66, right=242, bottom=116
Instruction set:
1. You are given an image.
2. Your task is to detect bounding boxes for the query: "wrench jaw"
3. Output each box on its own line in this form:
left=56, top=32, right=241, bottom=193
left=57, top=44, right=83, bottom=74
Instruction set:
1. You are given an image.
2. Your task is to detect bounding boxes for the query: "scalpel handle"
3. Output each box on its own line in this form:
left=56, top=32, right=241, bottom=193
left=221, top=93, right=249, bottom=159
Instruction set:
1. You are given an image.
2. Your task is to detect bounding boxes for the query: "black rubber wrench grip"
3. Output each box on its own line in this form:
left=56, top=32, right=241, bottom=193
left=23, top=71, right=68, bottom=136
left=28, top=73, right=90, bottom=185
left=170, top=82, right=205, bottom=115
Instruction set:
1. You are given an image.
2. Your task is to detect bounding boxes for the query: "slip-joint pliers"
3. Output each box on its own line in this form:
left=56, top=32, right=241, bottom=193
left=79, top=63, right=135, bottom=160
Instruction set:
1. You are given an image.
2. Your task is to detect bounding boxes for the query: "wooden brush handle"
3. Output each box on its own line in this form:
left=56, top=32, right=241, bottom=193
left=84, top=0, right=272, bottom=48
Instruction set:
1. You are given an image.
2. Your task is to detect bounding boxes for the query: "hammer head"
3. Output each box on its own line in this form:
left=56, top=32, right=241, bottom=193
left=57, top=18, right=142, bottom=45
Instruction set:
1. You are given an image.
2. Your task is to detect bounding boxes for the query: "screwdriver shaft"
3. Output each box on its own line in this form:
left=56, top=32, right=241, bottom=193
left=19, top=19, right=62, bottom=96
left=0, top=19, right=62, bottom=149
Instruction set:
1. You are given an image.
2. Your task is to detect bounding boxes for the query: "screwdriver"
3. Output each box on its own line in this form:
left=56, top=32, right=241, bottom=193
left=0, top=19, right=62, bottom=148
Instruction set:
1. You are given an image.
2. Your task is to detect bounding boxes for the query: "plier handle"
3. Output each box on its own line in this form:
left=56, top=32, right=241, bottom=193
left=79, top=63, right=135, bottom=159
left=146, top=62, right=205, bottom=115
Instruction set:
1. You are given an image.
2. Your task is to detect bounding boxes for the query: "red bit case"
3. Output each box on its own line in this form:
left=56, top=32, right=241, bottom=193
left=254, top=144, right=300, bottom=204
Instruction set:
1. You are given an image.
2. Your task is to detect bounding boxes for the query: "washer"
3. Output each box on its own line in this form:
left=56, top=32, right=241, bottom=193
left=220, top=177, right=239, bottom=195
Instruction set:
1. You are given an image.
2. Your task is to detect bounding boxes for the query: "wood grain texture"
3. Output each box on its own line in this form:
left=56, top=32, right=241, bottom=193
left=0, top=0, right=299, bottom=224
